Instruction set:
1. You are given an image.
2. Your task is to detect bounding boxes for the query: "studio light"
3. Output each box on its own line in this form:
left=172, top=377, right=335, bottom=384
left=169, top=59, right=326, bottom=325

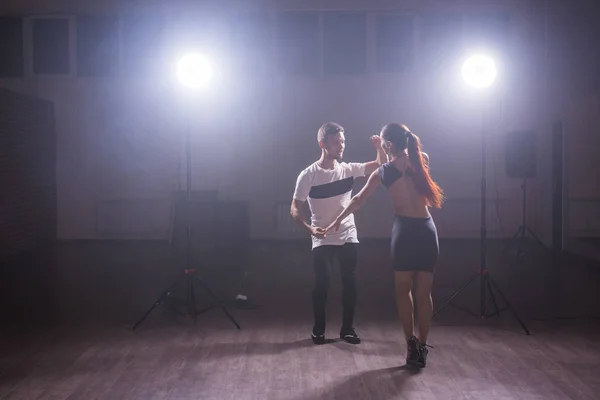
left=176, top=53, right=213, bottom=89
left=462, top=53, right=497, bottom=89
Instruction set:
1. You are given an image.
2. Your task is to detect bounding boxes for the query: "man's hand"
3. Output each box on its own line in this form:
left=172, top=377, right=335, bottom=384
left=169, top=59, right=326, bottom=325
left=310, top=226, right=327, bottom=239
left=370, top=135, right=382, bottom=149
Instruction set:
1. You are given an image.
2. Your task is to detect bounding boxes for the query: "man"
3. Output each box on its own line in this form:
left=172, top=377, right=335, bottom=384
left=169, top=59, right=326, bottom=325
left=290, top=122, right=386, bottom=345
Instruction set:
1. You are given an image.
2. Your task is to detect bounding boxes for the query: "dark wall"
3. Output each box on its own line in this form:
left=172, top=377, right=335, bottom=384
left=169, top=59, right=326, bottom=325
left=0, top=88, right=56, bottom=259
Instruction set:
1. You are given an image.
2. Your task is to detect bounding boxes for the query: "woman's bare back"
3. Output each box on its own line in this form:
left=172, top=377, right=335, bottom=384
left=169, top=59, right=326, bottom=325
left=385, top=156, right=431, bottom=218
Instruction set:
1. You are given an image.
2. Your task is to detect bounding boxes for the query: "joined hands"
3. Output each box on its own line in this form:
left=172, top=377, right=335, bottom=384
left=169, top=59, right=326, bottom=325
left=310, top=220, right=341, bottom=238
left=370, top=135, right=382, bottom=149
left=310, top=226, right=327, bottom=239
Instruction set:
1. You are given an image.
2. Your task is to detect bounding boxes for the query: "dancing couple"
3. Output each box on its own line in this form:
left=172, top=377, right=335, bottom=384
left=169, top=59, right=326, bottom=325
left=290, top=122, right=443, bottom=368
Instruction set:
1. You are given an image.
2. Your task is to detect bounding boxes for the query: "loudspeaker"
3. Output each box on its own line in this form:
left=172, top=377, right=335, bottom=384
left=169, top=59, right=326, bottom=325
left=551, top=121, right=563, bottom=252
left=505, top=130, right=537, bottom=178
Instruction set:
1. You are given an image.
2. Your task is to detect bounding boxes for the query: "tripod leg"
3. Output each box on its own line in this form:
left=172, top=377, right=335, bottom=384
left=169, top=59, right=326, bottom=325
left=187, top=273, right=197, bottom=318
left=132, top=276, right=180, bottom=331
left=503, top=227, right=523, bottom=254
left=433, top=271, right=478, bottom=318
left=485, top=278, right=501, bottom=318
left=525, top=226, right=548, bottom=249
left=195, top=276, right=241, bottom=329
left=487, top=275, right=531, bottom=335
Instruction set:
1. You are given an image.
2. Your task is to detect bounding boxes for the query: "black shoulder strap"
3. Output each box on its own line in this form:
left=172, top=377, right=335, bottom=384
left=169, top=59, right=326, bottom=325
left=379, top=163, right=403, bottom=189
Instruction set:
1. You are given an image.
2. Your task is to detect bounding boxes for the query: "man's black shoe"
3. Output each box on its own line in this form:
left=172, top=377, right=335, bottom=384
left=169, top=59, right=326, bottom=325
left=311, top=332, right=326, bottom=345
left=340, top=328, right=361, bottom=344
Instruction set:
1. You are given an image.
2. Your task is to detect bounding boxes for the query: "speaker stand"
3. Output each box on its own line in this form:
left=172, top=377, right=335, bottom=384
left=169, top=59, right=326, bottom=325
left=503, top=178, right=548, bottom=257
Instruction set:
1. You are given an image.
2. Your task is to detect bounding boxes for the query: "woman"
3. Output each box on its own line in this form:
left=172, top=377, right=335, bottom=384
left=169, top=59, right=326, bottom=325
left=325, top=123, right=443, bottom=368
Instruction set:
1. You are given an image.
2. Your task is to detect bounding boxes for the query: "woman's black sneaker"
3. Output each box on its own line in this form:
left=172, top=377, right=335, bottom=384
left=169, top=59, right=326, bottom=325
left=406, top=336, right=421, bottom=367
left=417, top=343, right=433, bottom=368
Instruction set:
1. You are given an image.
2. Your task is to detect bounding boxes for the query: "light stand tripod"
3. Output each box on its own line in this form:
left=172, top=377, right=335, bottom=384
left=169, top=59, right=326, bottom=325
left=503, top=178, right=548, bottom=256
left=132, top=110, right=241, bottom=331
left=432, top=100, right=530, bottom=335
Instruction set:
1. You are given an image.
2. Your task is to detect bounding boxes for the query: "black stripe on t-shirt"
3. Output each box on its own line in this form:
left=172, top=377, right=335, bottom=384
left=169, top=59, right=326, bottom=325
left=308, top=177, right=354, bottom=199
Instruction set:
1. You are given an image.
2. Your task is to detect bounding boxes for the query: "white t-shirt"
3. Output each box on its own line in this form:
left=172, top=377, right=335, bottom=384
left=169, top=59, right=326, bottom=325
left=293, top=161, right=367, bottom=249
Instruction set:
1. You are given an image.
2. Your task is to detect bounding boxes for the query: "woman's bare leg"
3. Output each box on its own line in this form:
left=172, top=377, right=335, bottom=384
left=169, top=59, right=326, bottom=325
left=413, top=271, right=435, bottom=344
left=394, top=271, right=415, bottom=342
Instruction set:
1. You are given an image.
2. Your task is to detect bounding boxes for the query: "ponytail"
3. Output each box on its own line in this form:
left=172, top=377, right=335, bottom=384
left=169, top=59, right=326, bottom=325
left=406, top=132, right=423, bottom=169
left=407, top=132, right=444, bottom=208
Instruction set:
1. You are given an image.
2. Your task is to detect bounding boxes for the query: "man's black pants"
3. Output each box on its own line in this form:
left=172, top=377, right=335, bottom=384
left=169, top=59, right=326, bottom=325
left=312, top=243, right=358, bottom=335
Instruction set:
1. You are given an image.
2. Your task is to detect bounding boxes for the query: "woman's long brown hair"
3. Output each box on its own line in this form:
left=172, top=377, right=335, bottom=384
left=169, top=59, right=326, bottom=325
left=381, top=123, right=444, bottom=208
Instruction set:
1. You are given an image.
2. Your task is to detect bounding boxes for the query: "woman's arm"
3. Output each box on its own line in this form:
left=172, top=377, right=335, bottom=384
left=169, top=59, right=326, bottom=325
left=326, top=170, right=382, bottom=232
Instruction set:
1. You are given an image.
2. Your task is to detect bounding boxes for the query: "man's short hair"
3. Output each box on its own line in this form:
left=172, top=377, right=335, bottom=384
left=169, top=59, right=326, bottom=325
left=317, top=122, right=344, bottom=144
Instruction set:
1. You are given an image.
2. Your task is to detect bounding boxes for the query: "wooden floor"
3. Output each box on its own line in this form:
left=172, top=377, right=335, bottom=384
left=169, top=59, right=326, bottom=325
left=1, top=240, right=599, bottom=399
